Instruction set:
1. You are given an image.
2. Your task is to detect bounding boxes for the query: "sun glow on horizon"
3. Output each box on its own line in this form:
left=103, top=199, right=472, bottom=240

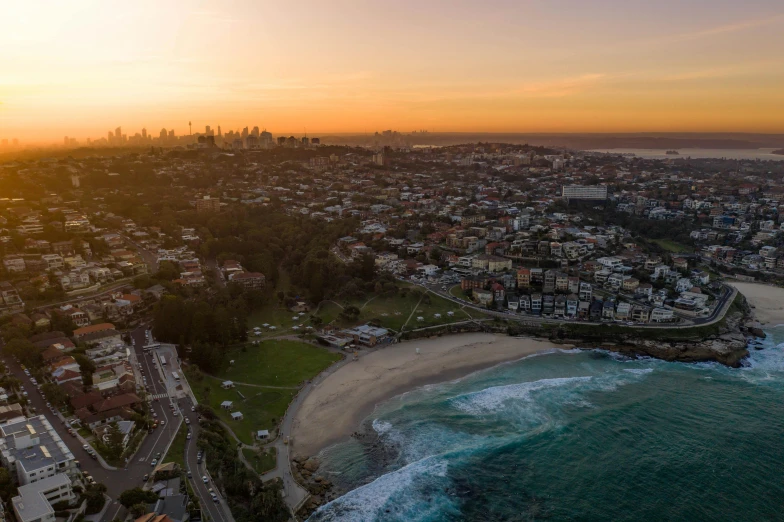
left=2, top=0, right=784, bottom=143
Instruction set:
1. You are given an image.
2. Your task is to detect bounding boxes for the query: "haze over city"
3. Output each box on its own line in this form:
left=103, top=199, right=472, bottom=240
left=2, top=0, right=784, bottom=144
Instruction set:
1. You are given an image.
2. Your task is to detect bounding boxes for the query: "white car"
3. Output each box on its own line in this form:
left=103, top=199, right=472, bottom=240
left=202, top=475, right=209, bottom=484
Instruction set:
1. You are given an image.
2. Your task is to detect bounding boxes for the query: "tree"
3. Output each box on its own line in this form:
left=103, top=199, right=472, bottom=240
left=130, top=504, right=148, bottom=518
left=118, top=487, right=159, bottom=508
left=0, top=467, right=14, bottom=502
left=4, top=338, right=42, bottom=369
left=84, top=484, right=107, bottom=514
left=104, top=422, right=125, bottom=461
left=50, top=310, right=77, bottom=336
left=42, top=382, right=69, bottom=407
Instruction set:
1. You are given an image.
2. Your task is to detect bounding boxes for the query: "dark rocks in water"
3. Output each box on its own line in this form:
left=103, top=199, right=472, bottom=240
left=753, top=344, right=764, bottom=351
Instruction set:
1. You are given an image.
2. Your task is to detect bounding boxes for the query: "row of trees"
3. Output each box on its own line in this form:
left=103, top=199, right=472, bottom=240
left=196, top=407, right=288, bottom=522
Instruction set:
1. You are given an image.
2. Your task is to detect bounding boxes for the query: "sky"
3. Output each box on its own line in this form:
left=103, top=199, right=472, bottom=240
left=1, top=0, right=784, bottom=143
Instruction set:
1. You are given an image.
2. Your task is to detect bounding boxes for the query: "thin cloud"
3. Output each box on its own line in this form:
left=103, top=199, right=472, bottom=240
left=648, top=13, right=784, bottom=46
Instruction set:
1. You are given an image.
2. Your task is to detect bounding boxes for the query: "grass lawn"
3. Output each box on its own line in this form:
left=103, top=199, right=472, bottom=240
left=218, top=340, right=342, bottom=387
left=245, top=270, right=315, bottom=338
left=187, top=369, right=296, bottom=445
left=163, top=421, right=189, bottom=469
left=336, top=288, right=478, bottom=332
left=652, top=239, right=692, bottom=253
left=242, top=447, right=276, bottom=474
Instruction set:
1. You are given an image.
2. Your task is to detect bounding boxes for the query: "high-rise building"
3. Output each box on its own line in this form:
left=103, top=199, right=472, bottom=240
left=63, top=136, right=69, bottom=146
left=205, top=125, right=211, bottom=135
left=241, top=126, right=249, bottom=139
left=301, top=136, right=310, bottom=146
left=115, top=127, right=122, bottom=139
left=160, top=128, right=167, bottom=140
left=142, top=128, right=147, bottom=139
left=107, top=131, right=114, bottom=144
left=168, top=129, right=175, bottom=138
left=195, top=196, right=221, bottom=213
left=561, top=185, right=608, bottom=200
left=217, top=125, right=222, bottom=137
left=251, top=126, right=259, bottom=137
left=311, top=137, right=320, bottom=145
left=260, top=130, right=273, bottom=148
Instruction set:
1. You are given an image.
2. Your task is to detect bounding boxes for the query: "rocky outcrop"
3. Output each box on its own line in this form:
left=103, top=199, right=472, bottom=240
left=601, top=331, right=749, bottom=367
left=551, top=309, right=755, bottom=368
left=293, top=456, right=339, bottom=519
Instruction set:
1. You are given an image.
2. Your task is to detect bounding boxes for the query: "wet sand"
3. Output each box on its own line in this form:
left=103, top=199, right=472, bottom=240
left=291, top=333, right=559, bottom=457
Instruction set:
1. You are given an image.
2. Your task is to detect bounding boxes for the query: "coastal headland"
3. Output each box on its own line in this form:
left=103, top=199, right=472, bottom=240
left=290, top=282, right=784, bottom=516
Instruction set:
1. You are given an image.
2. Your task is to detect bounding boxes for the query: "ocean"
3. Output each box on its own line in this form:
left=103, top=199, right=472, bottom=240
left=308, top=328, right=784, bottom=521
left=588, top=148, right=784, bottom=161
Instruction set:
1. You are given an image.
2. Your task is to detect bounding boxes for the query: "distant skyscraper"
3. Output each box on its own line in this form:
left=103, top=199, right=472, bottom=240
left=301, top=136, right=310, bottom=146
left=142, top=128, right=147, bottom=139
left=205, top=125, right=211, bottom=135
left=241, top=127, right=249, bottom=139
left=115, top=127, right=122, bottom=139
left=160, top=128, right=167, bottom=140
left=64, top=136, right=69, bottom=146
left=108, top=131, right=114, bottom=143
left=251, top=126, right=259, bottom=137
left=168, top=129, right=175, bottom=138
left=217, top=125, right=222, bottom=137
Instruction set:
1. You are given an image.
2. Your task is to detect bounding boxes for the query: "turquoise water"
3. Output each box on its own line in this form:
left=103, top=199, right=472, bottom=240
left=309, top=329, right=784, bottom=521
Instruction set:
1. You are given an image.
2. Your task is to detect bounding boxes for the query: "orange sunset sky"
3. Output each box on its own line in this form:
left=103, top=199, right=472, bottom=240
left=1, top=0, right=784, bottom=143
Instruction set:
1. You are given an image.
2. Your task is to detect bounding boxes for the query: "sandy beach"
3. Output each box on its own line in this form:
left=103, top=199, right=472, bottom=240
left=729, top=282, right=784, bottom=325
left=291, top=333, right=559, bottom=457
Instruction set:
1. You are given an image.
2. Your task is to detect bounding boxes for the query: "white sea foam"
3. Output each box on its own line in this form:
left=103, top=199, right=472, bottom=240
left=372, top=419, right=393, bottom=435
left=449, top=376, right=593, bottom=414
left=623, top=368, right=654, bottom=375
left=308, top=456, right=452, bottom=522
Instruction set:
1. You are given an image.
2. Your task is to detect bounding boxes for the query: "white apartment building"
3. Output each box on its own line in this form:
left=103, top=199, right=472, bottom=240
left=12, top=474, right=74, bottom=522
left=561, top=185, right=608, bottom=200
left=0, top=416, right=77, bottom=485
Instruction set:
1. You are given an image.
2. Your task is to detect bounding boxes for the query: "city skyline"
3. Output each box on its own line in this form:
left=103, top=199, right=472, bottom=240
left=2, top=0, right=784, bottom=144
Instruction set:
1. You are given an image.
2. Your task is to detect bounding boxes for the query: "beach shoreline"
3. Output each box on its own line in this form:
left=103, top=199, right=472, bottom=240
left=291, top=333, right=560, bottom=458
left=728, top=282, right=784, bottom=325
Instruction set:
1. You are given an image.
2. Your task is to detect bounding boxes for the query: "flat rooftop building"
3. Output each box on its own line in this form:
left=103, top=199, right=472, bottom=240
left=0, top=416, right=76, bottom=485
left=12, top=473, right=74, bottom=522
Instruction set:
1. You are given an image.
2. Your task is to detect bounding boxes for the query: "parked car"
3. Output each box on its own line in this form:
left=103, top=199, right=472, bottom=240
left=202, top=476, right=209, bottom=484
left=151, top=459, right=158, bottom=467
left=143, top=474, right=149, bottom=481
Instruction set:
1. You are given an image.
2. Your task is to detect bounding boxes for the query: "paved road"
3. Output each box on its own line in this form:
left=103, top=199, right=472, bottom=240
left=181, top=411, right=235, bottom=522
left=416, top=280, right=737, bottom=330
left=3, top=325, right=181, bottom=520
